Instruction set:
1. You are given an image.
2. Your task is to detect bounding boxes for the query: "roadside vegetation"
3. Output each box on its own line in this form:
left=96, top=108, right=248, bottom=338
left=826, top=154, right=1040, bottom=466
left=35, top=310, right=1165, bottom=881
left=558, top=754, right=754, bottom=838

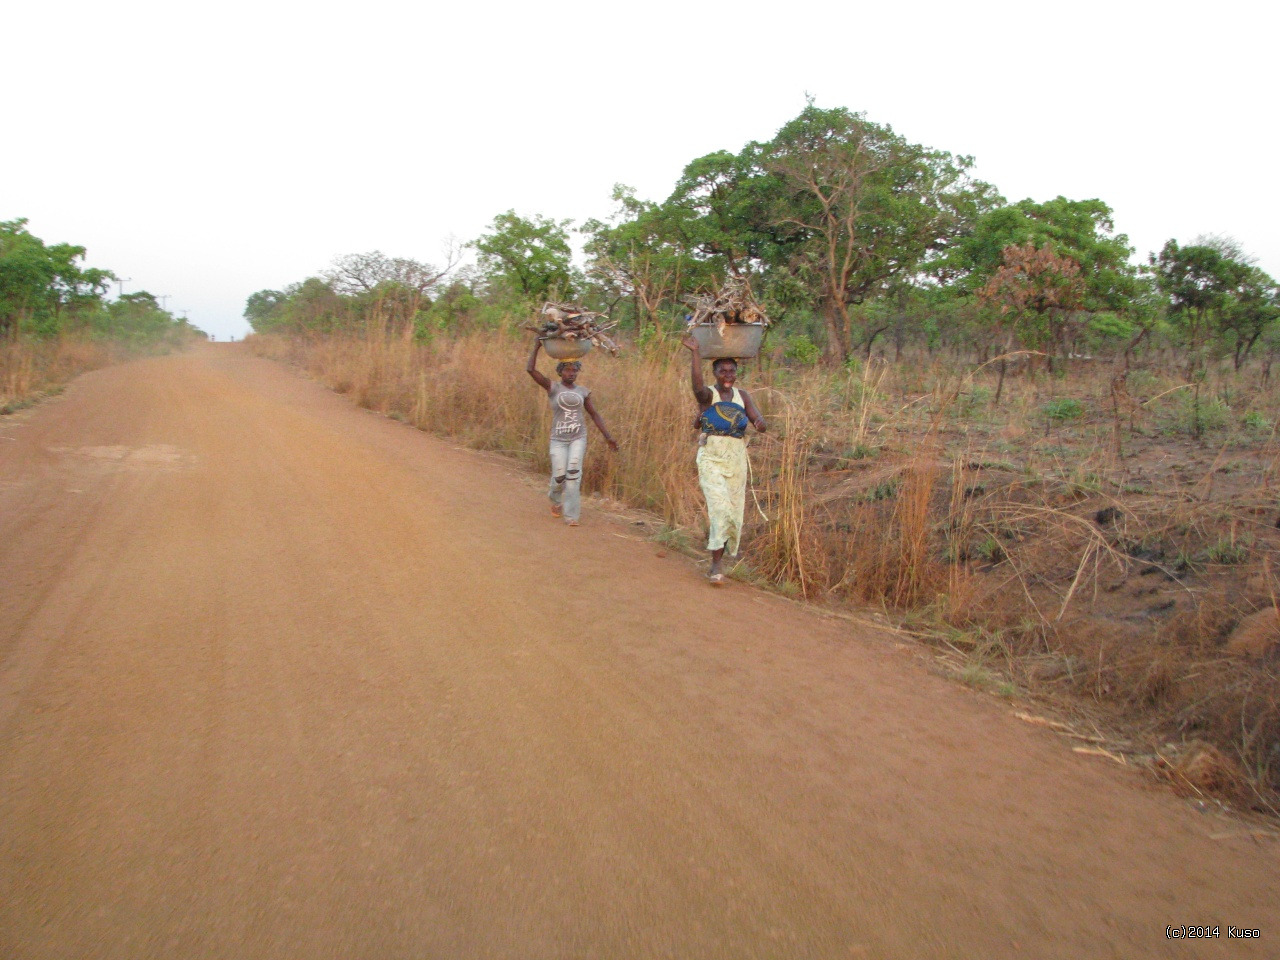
left=0, top=219, right=199, bottom=411
left=244, top=101, right=1280, bottom=812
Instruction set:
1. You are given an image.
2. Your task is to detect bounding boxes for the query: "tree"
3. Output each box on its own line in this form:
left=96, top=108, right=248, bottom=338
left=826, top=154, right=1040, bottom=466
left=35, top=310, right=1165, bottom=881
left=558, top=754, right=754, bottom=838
left=663, top=149, right=786, bottom=279
left=324, top=249, right=456, bottom=299
left=941, top=196, right=1147, bottom=365
left=978, top=242, right=1086, bottom=396
left=472, top=211, right=575, bottom=303
left=0, top=219, right=117, bottom=339
left=1218, top=265, right=1280, bottom=370
left=244, top=289, right=289, bottom=333
left=1149, top=238, right=1249, bottom=372
left=98, top=291, right=183, bottom=343
left=952, top=197, right=1141, bottom=304
left=1, top=219, right=62, bottom=339
left=51, top=251, right=115, bottom=327
left=759, top=104, right=996, bottom=362
left=583, top=185, right=712, bottom=332
left=649, top=103, right=995, bottom=362
left=324, top=249, right=457, bottom=338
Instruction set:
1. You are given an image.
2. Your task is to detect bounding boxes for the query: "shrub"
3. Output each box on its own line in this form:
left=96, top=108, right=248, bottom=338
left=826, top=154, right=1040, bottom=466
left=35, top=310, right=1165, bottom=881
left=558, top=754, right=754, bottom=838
left=1164, top=391, right=1229, bottom=436
left=1242, top=410, right=1273, bottom=433
left=784, top=334, right=822, bottom=365
left=1042, top=397, right=1083, bottom=421
left=1204, top=537, right=1250, bottom=565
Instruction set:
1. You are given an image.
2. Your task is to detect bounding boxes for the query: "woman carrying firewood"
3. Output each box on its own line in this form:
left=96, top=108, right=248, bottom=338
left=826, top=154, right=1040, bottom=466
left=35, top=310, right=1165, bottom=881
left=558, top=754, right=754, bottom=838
left=526, top=337, right=618, bottom=526
left=681, top=336, right=766, bottom=583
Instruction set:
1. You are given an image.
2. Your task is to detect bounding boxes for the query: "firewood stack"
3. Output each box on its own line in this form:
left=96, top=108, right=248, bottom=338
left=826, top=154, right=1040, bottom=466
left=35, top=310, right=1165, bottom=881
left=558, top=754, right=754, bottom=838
left=529, top=302, right=620, bottom=355
left=683, top=277, right=770, bottom=333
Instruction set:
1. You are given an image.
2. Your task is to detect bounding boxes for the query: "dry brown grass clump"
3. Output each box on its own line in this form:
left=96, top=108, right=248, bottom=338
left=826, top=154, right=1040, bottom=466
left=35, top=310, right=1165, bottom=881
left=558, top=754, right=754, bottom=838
left=1, top=338, right=115, bottom=412
left=1157, top=741, right=1252, bottom=805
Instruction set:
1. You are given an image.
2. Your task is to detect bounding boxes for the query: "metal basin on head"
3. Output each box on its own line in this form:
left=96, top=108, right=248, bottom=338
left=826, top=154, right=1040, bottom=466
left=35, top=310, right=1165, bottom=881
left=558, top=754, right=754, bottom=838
left=689, top=323, right=765, bottom=360
left=541, top=337, right=594, bottom=360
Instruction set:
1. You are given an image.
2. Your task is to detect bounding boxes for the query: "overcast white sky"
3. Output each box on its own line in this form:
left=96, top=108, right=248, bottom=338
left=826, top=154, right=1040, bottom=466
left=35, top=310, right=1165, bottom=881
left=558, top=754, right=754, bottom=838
left=8, top=1, right=1277, bottom=340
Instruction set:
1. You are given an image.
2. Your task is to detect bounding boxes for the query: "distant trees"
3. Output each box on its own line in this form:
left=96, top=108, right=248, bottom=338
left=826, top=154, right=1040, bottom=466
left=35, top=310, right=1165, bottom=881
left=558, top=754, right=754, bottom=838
left=245, top=247, right=459, bottom=338
left=1, top=218, right=188, bottom=344
left=247, top=100, right=1279, bottom=376
left=243, top=289, right=292, bottom=332
left=946, top=197, right=1149, bottom=365
left=244, top=278, right=348, bottom=336
left=99, top=292, right=185, bottom=344
left=950, top=198, right=1140, bottom=306
left=325, top=248, right=458, bottom=339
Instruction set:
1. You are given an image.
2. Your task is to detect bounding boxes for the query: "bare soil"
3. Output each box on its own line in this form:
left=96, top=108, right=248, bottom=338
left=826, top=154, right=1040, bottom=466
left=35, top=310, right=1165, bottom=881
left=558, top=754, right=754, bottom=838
left=1, top=343, right=1277, bottom=959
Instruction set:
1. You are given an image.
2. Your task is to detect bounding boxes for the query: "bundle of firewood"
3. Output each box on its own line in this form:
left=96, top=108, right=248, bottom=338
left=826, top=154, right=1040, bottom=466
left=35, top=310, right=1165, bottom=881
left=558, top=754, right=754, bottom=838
left=683, top=277, right=769, bottom=331
left=528, top=302, right=620, bottom=355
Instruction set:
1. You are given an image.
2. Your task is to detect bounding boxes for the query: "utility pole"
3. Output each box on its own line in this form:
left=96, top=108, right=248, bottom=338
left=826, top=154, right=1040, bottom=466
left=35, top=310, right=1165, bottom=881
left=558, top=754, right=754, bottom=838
left=159, top=295, right=171, bottom=312
left=116, top=277, right=131, bottom=299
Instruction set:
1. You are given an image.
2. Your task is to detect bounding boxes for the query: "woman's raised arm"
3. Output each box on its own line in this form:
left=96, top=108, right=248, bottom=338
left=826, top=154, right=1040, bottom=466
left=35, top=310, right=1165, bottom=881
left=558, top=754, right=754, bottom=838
left=680, top=336, right=712, bottom=406
left=526, top=337, right=551, bottom=391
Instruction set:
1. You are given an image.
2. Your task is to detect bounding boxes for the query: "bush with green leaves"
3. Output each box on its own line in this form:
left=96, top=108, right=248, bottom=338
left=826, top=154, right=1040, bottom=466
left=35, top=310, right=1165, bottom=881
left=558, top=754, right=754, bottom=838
left=784, top=334, right=822, bottom=365
left=1041, top=397, right=1084, bottom=421
left=1170, top=391, right=1229, bottom=435
left=1242, top=410, right=1273, bottom=433
left=955, top=385, right=993, bottom=418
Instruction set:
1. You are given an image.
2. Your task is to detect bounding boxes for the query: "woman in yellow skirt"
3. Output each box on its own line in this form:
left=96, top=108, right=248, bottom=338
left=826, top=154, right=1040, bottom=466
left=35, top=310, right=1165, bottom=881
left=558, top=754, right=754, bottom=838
left=681, top=337, right=766, bottom=583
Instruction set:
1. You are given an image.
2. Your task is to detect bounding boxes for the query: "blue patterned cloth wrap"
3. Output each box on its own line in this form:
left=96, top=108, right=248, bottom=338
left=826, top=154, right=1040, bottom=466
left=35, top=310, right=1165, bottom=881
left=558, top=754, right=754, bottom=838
left=699, top=401, right=749, bottom=438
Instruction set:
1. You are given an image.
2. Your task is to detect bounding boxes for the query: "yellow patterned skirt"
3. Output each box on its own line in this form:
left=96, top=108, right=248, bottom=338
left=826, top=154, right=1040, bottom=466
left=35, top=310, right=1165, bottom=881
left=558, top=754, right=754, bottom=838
left=696, top=434, right=748, bottom=555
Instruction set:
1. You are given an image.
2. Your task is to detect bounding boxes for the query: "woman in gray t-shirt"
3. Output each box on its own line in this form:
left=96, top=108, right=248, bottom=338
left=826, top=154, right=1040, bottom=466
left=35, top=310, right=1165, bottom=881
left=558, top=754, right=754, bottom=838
left=526, top=337, right=618, bottom=525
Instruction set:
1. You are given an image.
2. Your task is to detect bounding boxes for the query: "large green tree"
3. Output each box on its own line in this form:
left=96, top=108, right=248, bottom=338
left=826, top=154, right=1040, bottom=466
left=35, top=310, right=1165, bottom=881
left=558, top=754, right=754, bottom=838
left=949, top=197, right=1142, bottom=310
left=1, top=219, right=119, bottom=339
left=762, top=106, right=996, bottom=361
left=472, top=211, right=575, bottom=303
left=0, top=220, right=55, bottom=338
left=1216, top=263, right=1279, bottom=370
left=1149, top=238, right=1252, bottom=371
left=635, top=103, right=996, bottom=361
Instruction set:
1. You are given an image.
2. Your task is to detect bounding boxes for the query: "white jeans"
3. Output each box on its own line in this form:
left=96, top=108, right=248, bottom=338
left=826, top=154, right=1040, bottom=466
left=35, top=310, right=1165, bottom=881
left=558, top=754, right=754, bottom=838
left=548, top=436, right=586, bottom=521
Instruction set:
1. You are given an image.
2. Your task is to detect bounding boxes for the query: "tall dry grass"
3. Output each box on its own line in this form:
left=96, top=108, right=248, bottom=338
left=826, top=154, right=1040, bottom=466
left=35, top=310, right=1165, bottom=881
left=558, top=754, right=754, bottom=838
left=0, top=338, right=115, bottom=412
left=252, top=327, right=1280, bottom=805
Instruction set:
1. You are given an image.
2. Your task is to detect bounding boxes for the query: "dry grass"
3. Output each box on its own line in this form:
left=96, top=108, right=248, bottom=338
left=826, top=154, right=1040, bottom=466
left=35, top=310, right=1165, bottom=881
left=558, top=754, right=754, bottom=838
left=252, top=327, right=1280, bottom=809
left=0, top=338, right=115, bottom=413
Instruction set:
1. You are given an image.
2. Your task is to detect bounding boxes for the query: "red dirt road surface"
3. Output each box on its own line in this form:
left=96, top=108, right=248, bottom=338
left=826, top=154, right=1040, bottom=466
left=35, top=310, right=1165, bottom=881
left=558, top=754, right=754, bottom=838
left=1, top=344, right=1276, bottom=959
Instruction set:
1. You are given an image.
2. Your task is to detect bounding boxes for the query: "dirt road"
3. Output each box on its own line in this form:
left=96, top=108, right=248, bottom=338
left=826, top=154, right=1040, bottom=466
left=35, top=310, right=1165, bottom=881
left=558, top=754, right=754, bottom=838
left=1, top=344, right=1275, bottom=959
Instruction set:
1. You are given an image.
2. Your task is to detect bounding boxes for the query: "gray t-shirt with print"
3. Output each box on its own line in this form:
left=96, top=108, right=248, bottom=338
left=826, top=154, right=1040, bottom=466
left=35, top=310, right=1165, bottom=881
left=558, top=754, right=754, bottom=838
left=548, top=383, right=591, bottom=442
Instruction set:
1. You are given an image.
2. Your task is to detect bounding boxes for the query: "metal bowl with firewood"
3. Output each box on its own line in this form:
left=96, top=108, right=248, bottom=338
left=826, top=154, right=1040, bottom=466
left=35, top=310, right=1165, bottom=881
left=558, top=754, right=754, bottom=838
left=529, top=303, right=619, bottom=360
left=684, top=278, right=769, bottom=359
